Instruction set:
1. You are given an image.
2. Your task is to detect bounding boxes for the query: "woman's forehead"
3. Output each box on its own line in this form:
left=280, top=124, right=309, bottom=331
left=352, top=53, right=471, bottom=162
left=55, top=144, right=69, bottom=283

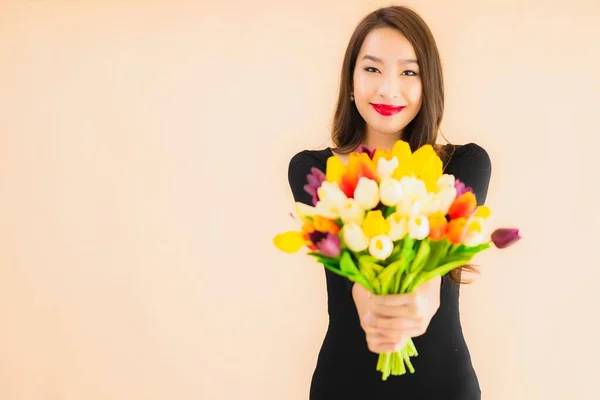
left=358, top=28, right=418, bottom=62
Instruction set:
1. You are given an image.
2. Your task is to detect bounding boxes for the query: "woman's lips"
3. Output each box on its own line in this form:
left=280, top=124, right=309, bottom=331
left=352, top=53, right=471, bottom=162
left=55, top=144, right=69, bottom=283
left=370, top=103, right=406, bottom=116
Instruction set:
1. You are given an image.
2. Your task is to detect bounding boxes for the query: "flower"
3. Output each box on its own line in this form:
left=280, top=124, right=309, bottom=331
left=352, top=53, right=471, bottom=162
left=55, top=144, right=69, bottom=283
left=436, top=174, right=455, bottom=191
left=328, top=152, right=378, bottom=198
left=339, top=198, right=366, bottom=225
left=316, top=181, right=347, bottom=218
left=354, top=177, right=380, bottom=210
left=408, top=215, right=430, bottom=240
left=312, top=216, right=340, bottom=235
left=316, top=233, right=341, bottom=257
left=273, top=231, right=307, bottom=253
left=473, top=205, right=491, bottom=219
left=387, top=212, right=408, bottom=241
left=427, top=211, right=447, bottom=240
left=463, top=217, right=486, bottom=247
left=362, top=210, right=390, bottom=238
left=304, top=167, right=326, bottom=206
left=491, top=228, right=521, bottom=248
left=454, top=179, right=472, bottom=197
left=446, top=217, right=467, bottom=244
left=357, top=144, right=376, bottom=159
left=343, top=223, right=369, bottom=252
left=379, top=177, right=403, bottom=206
left=410, top=144, right=443, bottom=192
left=369, top=235, right=394, bottom=260
left=377, top=156, right=399, bottom=179
left=292, top=202, right=317, bottom=222
left=396, top=177, right=428, bottom=216
left=447, top=191, right=477, bottom=220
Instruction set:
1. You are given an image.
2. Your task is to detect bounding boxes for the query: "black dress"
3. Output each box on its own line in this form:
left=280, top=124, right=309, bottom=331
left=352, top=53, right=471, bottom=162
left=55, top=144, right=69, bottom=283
left=287, top=143, right=491, bottom=400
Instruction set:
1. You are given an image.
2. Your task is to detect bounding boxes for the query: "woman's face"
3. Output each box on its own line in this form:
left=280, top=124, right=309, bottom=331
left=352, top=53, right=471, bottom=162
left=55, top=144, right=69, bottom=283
left=352, top=27, right=423, bottom=139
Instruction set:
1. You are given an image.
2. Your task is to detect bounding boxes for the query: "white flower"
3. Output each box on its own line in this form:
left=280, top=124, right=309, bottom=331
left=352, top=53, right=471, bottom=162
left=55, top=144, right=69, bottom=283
left=368, top=235, right=394, bottom=260
left=316, top=181, right=347, bottom=218
left=377, top=156, right=399, bottom=179
left=293, top=202, right=317, bottom=221
left=339, top=198, right=365, bottom=225
left=408, top=215, right=430, bottom=240
left=437, top=187, right=457, bottom=215
left=436, top=174, right=455, bottom=191
left=421, top=187, right=457, bottom=216
left=386, top=213, right=408, bottom=241
left=353, top=177, right=380, bottom=210
left=343, top=223, right=369, bottom=252
left=379, top=177, right=404, bottom=207
left=396, top=177, right=429, bottom=216
left=463, top=217, right=487, bottom=247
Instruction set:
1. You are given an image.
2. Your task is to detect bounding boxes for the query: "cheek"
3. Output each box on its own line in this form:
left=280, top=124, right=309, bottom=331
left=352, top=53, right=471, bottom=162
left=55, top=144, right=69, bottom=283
left=407, top=81, right=423, bottom=105
left=353, top=74, right=375, bottom=99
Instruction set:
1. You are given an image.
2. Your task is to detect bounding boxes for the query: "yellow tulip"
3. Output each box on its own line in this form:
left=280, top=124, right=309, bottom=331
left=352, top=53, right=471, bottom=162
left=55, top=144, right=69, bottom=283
left=362, top=210, right=390, bottom=238
left=273, top=231, right=306, bottom=253
left=411, top=145, right=443, bottom=192
left=474, top=206, right=492, bottom=219
left=326, top=155, right=346, bottom=184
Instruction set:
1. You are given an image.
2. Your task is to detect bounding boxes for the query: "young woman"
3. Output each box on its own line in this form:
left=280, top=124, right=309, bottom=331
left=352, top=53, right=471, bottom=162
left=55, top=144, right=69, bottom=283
left=288, top=6, right=491, bottom=400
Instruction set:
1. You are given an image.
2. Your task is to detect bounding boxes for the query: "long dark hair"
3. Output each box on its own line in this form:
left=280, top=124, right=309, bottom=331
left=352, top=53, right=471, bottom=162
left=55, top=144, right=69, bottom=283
left=332, top=6, right=476, bottom=284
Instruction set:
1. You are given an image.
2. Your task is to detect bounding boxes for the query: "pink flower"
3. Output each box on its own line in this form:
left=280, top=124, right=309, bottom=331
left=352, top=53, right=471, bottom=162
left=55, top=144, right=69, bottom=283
left=454, top=179, right=473, bottom=198
left=304, top=167, right=326, bottom=206
left=357, top=144, right=376, bottom=159
left=316, top=233, right=341, bottom=257
left=491, top=228, right=521, bottom=248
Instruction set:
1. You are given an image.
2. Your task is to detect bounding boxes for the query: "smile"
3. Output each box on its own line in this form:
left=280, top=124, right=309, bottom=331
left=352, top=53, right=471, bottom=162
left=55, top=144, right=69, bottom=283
left=370, top=103, right=406, bottom=116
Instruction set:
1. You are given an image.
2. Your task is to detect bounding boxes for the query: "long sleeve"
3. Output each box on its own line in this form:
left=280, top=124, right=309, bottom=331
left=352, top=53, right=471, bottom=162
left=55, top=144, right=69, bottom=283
left=287, top=151, right=321, bottom=207
left=287, top=150, right=356, bottom=295
left=445, top=143, right=492, bottom=206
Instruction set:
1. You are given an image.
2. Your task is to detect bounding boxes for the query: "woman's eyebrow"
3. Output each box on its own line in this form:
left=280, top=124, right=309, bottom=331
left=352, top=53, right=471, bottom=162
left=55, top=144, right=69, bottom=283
left=362, top=54, right=418, bottom=65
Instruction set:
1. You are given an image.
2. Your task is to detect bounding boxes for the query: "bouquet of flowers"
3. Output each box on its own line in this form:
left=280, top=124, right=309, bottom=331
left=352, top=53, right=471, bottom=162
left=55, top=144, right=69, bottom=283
left=273, top=139, right=521, bottom=380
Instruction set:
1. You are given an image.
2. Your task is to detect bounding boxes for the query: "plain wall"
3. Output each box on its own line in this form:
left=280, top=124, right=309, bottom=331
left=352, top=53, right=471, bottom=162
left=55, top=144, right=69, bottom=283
left=1, top=0, right=599, bottom=399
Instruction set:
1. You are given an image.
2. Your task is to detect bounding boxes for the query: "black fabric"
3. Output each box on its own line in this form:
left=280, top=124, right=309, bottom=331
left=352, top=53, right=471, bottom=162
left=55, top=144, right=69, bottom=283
left=287, top=144, right=491, bottom=400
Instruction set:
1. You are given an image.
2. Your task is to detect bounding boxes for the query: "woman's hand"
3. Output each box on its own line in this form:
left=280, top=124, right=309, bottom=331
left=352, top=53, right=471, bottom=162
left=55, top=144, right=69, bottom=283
left=352, top=276, right=442, bottom=354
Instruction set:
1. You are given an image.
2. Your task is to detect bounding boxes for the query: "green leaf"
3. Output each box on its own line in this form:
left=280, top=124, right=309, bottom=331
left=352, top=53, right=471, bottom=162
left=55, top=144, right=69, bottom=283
left=340, top=251, right=360, bottom=276
left=383, top=205, right=396, bottom=218
left=409, top=239, right=431, bottom=274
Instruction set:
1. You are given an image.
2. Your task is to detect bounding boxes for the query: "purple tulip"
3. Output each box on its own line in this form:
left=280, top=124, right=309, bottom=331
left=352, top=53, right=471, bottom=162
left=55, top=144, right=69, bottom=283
left=491, top=228, right=521, bottom=249
left=316, top=233, right=341, bottom=257
left=357, top=144, right=376, bottom=159
left=304, top=167, right=326, bottom=206
left=454, top=179, right=473, bottom=198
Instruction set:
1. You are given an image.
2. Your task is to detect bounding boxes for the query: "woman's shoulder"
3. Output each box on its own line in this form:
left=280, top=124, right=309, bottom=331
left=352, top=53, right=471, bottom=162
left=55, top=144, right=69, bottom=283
left=288, top=148, right=332, bottom=172
left=444, top=142, right=491, bottom=171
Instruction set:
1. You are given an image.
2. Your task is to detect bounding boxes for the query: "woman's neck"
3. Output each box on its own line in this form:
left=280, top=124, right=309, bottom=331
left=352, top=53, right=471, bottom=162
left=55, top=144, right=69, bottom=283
left=362, top=130, right=403, bottom=151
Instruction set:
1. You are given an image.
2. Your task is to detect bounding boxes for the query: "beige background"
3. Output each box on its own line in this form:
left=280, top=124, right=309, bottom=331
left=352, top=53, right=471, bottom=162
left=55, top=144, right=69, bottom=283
left=1, top=0, right=599, bottom=399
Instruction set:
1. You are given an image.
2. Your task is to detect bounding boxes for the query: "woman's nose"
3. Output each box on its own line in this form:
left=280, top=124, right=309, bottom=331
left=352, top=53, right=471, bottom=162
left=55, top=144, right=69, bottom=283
left=378, top=77, right=401, bottom=100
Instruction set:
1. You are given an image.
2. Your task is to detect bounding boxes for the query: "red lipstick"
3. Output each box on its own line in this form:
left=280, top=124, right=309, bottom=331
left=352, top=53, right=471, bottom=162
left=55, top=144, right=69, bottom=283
left=371, top=103, right=405, bottom=116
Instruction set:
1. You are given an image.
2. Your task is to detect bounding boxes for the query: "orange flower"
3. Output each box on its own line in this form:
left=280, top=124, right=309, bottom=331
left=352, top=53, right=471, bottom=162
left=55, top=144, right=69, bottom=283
left=446, top=217, right=467, bottom=244
left=447, top=192, right=477, bottom=220
left=339, top=153, right=378, bottom=198
left=312, top=216, right=340, bottom=235
left=428, top=212, right=448, bottom=240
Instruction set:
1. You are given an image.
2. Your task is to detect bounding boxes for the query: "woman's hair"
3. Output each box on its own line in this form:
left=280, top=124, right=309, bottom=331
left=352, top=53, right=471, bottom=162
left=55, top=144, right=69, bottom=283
left=332, top=6, right=476, bottom=285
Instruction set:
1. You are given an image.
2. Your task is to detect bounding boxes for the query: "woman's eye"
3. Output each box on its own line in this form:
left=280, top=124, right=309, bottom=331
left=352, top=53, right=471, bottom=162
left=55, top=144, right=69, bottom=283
left=364, top=67, right=380, bottom=73
left=402, top=70, right=418, bottom=76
